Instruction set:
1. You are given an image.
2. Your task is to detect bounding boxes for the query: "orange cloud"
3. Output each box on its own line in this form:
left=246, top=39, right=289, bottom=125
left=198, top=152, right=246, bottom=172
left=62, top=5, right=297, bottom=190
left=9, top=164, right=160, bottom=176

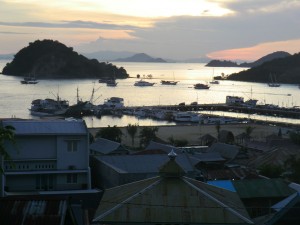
left=207, top=39, right=300, bottom=61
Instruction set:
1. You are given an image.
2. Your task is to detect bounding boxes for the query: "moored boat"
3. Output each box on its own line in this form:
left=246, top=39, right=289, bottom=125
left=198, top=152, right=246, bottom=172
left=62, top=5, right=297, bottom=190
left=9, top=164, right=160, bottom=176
left=194, top=83, right=210, bottom=89
left=161, top=80, right=178, bottom=85
left=134, top=79, right=155, bottom=86
left=173, top=112, right=202, bottom=122
left=29, top=97, right=69, bottom=116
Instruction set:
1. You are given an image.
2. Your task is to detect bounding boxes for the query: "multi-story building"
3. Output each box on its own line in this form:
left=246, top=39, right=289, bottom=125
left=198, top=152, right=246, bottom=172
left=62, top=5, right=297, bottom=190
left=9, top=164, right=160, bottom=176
left=1, top=119, right=91, bottom=196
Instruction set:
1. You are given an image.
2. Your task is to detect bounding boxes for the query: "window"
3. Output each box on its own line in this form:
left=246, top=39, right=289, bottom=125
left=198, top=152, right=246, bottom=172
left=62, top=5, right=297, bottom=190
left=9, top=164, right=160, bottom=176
left=67, top=140, right=78, bottom=152
left=67, top=173, right=77, bottom=184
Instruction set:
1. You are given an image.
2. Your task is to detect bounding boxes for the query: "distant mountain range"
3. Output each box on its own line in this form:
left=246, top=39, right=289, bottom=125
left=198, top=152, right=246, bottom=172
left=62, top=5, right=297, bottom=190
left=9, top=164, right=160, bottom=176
left=206, top=51, right=291, bottom=68
left=113, top=53, right=166, bottom=62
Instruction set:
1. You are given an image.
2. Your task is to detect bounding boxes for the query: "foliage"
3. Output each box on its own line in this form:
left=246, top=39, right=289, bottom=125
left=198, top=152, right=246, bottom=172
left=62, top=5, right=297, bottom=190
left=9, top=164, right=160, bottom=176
left=0, top=125, right=16, bottom=174
left=245, top=126, right=255, bottom=136
left=215, top=121, right=221, bottom=134
left=284, top=155, right=300, bottom=183
left=227, top=52, right=300, bottom=84
left=289, top=131, right=300, bottom=145
left=139, top=126, right=159, bottom=147
left=126, top=123, right=138, bottom=146
left=258, top=164, right=283, bottom=178
left=95, top=125, right=122, bottom=143
left=2, top=39, right=129, bottom=79
left=168, top=136, right=188, bottom=147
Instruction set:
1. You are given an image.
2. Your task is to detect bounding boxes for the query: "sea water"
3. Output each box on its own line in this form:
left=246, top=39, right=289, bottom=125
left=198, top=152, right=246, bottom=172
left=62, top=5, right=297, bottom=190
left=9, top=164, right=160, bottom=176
left=0, top=60, right=298, bottom=127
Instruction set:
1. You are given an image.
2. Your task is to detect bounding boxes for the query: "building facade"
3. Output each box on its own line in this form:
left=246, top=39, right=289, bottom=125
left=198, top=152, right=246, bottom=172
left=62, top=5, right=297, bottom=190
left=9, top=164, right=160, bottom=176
left=1, top=119, right=91, bottom=196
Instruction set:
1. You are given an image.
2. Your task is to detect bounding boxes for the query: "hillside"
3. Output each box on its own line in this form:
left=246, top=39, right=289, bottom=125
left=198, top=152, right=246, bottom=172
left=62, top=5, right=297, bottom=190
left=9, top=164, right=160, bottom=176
left=205, top=60, right=239, bottom=67
left=2, top=39, right=129, bottom=79
left=239, top=51, right=291, bottom=67
left=114, top=53, right=166, bottom=62
left=227, top=52, right=300, bottom=83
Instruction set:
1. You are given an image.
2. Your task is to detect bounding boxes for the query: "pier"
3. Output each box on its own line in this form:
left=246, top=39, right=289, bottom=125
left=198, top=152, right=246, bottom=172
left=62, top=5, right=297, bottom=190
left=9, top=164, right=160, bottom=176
left=123, top=103, right=300, bottom=119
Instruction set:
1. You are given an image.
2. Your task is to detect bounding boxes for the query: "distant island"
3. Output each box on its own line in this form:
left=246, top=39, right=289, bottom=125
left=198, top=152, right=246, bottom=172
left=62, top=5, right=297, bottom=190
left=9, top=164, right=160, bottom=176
left=2, top=39, right=129, bottom=79
left=206, top=51, right=291, bottom=68
left=205, top=60, right=239, bottom=67
left=113, top=53, right=167, bottom=62
left=226, top=52, right=300, bottom=84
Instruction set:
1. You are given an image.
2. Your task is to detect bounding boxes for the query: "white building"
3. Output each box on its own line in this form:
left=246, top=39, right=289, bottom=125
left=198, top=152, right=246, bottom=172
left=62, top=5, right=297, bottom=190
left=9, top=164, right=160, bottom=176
left=1, top=119, right=91, bottom=196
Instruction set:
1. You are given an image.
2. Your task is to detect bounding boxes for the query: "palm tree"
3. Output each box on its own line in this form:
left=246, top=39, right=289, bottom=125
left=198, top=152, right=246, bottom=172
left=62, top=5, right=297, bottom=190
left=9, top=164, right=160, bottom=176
left=139, top=126, right=159, bottom=147
left=95, top=125, right=122, bottom=142
left=126, top=123, right=138, bottom=146
left=0, top=125, right=16, bottom=174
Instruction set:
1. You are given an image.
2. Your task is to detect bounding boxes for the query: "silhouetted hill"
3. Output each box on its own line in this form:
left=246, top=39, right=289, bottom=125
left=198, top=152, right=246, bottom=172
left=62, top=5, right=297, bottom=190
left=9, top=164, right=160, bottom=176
left=83, top=50, right=136, bottom=62
left=205, top=60, right=239, bottom=67
left=114, top=53, right=166, bottom=62
left=227, top=52, right=300, bottom=84
left=2, top=39, right=129, bottom=79
left=240, top=51, right=291, bottom=67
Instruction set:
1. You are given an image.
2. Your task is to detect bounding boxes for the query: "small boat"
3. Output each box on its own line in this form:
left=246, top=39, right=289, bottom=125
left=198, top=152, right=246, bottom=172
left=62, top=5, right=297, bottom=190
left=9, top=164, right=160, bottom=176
left=106, top=79, right=118, bottom=87
left=161, top=80, right=178, bottom=85
left=209, top=80, right=219, bottom=84
left=20, top=76, right=38, bottom=84
left=134, top=80, right=155, bottom=86
left=194, top=83, right=210, bottom=89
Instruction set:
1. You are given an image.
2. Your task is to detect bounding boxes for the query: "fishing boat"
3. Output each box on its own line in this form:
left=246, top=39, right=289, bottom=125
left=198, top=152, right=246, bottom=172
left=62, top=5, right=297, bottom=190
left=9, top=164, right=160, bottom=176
left=268, top=73, right=280, bottom=87
left=194, top=83, right=210, bottom=89
left=29, top=97, right=69, bottom=116
left=134, top=79, right=155, bottom=86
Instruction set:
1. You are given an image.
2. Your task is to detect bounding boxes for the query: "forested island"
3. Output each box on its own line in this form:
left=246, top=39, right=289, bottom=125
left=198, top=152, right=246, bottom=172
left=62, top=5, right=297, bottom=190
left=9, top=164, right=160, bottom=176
left=226, top=52, right=300, bottom=84
left=2, top=40, right=129, bottom=79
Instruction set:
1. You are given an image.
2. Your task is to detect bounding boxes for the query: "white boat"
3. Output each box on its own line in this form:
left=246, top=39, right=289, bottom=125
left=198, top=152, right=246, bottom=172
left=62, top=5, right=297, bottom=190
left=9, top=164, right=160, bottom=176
left=134, top=80, right=155, bottom=86
left=29, top=98, right=69, bottom=116
left=209, top=80, right=219, bottom=84
left=173, top=112, right=202, bottom=122
left=103, top=97, right=124, bottom=108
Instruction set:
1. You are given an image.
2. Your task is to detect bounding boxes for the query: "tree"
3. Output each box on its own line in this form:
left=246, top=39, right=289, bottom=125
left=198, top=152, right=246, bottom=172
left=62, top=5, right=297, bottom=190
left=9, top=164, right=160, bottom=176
left=0, top=125, right=16, bottom=174
left=245, top=126, right=255, bottom=136
left=215, top=121, right=221, bottom=135
left=95, top=125, right=122, bottom=142
left=126, top=123, right=138, bottom=146
left=139, top=126, right=159, bottom=147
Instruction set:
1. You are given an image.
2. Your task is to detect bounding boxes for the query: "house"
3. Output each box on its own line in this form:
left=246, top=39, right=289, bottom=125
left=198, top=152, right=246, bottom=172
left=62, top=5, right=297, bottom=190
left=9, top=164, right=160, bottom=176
left=208, top=142, right=240, bottom=162
left=92, top=151, right=254, bottom=224
left=233, top=178, right=296, bottom=219
left=90, top=138, right=129, bottom=155
left=90, top=153, right=198, bottom=189
left=1, top=119, right=92, bottom=196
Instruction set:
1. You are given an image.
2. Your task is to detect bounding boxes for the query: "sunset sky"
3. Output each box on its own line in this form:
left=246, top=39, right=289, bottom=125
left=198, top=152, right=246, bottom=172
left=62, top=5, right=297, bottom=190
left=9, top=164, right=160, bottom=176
left=0, top=0, right=300, bottom=61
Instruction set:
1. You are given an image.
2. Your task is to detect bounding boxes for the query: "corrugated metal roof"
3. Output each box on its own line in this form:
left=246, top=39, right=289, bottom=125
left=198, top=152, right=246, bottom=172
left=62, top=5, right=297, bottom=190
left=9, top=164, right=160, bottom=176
left=0, top=197, right=68, bottom=225
left=208, top=143, right=239, bottom=160
left=94, top=154, right=196, bottom=174
left=90, top=138, right=121, bottom=154
left=145, top=141, right=181, bottom=154
left=93, top=175, right=253, bottom=224
left=233, top=178, right=296, bottom=199
left=2, top=119, right=88, bottom=135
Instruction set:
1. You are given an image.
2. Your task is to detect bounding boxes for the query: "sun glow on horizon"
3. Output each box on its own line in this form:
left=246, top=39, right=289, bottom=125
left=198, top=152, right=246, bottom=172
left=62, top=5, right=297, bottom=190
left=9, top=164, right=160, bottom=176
left=207, top=39, right=300, bottom=61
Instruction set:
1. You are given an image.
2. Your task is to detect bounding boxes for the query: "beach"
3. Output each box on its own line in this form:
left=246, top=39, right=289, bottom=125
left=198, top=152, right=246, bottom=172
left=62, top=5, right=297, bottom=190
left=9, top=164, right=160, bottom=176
left=89, top=122, right=284, bottom=147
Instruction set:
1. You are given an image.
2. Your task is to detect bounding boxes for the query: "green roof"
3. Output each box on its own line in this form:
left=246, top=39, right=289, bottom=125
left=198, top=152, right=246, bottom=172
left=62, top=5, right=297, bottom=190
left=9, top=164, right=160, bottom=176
left=233, top=178, right=295, bottom=199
